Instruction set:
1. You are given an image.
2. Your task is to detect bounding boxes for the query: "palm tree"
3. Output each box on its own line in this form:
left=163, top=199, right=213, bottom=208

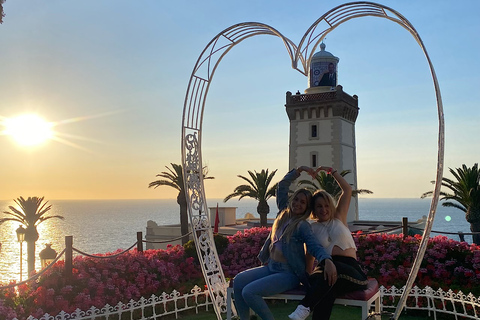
left=298, top=169, right=373, bottom=200
left=0, top=196, right=64, bottom=275
left=0, top=0, right=5, bottom=24
left=421, top=163, right=480, bottom=244
left=224, top=169, right=278, bottom=227
left=149, top=163, right=213, bottom=245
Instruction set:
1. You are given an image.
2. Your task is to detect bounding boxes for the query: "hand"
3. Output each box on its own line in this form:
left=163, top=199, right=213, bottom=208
left=323, top=259, right=337, bottom=286
left=315, top=166, right=333, bottom=175
left=315, top=166, right=325, bottom=175
left=298, top=166, right=317, bottom=179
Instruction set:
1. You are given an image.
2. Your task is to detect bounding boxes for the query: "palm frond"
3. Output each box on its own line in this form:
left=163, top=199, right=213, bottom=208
left=1, top=196, right=63, bottom=230
left=149, top=163, right=214, bottom=194
left=37, top=215, right=66, bottom=225
left=148, top=180, right=179, bottom=190
left=0, top=217, right=24, bottom=225
left=3, top=208, right=26, bottom=221
left=297, top=169, right=370, bottom=200
left=422, top=163, right=480, bottom=218
left=352, top=189, right=373, bottom=196
left=442, top=202, right=467, bottom=212
left=224, top=169, right=278, bottom=203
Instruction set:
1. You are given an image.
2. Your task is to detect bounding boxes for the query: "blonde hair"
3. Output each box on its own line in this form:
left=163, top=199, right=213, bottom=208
left=310, top=190, right=337, bottom=221
left=271, top=188, right=312, bottom=243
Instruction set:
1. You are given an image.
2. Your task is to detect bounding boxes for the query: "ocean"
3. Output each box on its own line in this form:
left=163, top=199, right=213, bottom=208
left=0, top=198, right=472, bottom=284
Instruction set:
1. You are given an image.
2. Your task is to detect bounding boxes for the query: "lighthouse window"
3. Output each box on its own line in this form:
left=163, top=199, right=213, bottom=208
left=311, top=153, right=318, bottom=167
left=310, top=123, right=319, bottom=139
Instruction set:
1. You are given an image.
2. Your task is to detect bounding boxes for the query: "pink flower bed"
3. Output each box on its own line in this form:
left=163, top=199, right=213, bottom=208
left=0, top=245, right=203, bottom=320
left=219, top=227, right=271, bottom=277
left=355, top=233, right=480, bottom=293
left=1, top=228, right=479, bottom=320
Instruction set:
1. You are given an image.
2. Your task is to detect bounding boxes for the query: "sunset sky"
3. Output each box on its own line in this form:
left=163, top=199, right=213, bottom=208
left=0, top=0, right=478, bottom=200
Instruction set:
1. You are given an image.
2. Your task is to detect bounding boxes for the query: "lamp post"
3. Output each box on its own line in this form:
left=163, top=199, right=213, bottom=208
left=39, top=244, right=57, bottom=269
left=15, top=226, right=26, bottom=281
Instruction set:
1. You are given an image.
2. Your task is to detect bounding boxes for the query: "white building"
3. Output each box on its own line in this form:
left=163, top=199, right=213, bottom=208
left=286, top=43, right=359, bottom=222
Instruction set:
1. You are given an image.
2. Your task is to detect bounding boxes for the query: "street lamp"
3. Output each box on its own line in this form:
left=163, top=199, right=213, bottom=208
left=39, top=244, right=57, bottom=269
left=15, top=226, right=26, bottom=281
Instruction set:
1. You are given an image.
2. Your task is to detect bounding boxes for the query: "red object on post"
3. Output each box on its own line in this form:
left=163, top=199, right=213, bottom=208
left=214, top=203, right=220, bottom=233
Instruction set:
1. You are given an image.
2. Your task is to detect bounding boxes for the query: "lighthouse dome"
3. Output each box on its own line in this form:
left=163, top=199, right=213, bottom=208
left=312, top=43, right=337, bottom=58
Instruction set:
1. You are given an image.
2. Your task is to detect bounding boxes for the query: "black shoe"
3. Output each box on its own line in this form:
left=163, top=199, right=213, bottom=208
left=250, top=316, right=258, bottom=320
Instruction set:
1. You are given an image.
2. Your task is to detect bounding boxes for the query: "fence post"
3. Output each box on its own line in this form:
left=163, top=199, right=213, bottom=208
left=137, top=232, right=143, bottom=252
left=402, top=217, right=408, bottom=239
left=458, top=231, right=465, bottom=242
left=65, top=236, right=73, bottom=281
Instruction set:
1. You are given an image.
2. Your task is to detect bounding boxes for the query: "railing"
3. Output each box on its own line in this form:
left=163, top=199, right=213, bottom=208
left=350, top=217, right=480, bottom=243
left=380, top=285, right=480, bottom=320
left=13, top=283, right=480, bottom=320
left=287, top=91, right=337, bottom=103
left=0, top=231, right=193, bottom=289
left=17, top=285, right=212, bottom=320
left=1, top=231, right=203, bottom=320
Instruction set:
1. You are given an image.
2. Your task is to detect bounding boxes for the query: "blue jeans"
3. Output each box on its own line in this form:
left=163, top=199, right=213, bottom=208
left=233, top=260, right=300, bottom=320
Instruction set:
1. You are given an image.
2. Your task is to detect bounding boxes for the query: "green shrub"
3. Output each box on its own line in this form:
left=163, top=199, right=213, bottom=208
left=183, top=233, right=230, bottom=262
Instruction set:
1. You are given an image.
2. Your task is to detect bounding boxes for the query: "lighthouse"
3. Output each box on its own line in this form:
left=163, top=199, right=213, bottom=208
left=285, top=43, right=360, bottom=222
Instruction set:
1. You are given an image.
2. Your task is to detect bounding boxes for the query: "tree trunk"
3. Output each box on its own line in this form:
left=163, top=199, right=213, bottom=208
left=177, top=191, right=189, bottom=245
left=25, top=226, right=39, bottom=276
left=257, top=200, right=270, bottom=227
left=470, top=222, right=480, bottom=245
left=26, top=240, right=35, bottom=276
left=466, top=207, right=480, bottom=245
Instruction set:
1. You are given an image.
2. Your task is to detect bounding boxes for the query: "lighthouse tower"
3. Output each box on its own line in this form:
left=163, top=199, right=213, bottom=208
left=285, top=43, right=360, bottom=222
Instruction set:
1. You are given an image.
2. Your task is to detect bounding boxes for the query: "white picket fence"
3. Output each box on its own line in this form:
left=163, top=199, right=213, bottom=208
left=381, top=285, right=480, bottom=320
left=20, top=285, right=212, bottom=320
left=18, top=284, right=480, bottom=320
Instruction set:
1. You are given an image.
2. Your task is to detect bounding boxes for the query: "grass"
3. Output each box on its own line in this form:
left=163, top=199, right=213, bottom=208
left=174, top=301, right=431, bottom=319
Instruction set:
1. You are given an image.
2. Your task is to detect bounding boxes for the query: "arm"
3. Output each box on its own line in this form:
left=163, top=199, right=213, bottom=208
left=304, top=226, right=338, bottom=285
left=316, top=166, right=352, bottom=225
left=276, top=169, right=299, bottom=212
left=307, top=247, right=337, bottom=286
left=305, top=252, right=315, bottom=274
left=276, top=166, right=316, bottom=212
left=324, top=258, right=337, bottom=286
left=298, top=220, right=331, bottom=264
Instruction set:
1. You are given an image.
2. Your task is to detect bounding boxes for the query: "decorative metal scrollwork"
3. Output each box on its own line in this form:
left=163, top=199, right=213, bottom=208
left=182, top=2, right=444, bottom=319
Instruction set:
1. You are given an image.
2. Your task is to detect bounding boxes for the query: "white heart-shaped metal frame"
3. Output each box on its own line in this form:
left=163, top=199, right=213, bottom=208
left=181, top=2, right=444, bottom=319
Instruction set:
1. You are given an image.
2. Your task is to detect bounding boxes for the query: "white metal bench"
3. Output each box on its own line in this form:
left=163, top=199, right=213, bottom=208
left=226, top=278, right=381, bottom=320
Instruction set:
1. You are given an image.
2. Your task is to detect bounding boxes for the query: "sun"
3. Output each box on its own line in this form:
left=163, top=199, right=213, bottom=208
left=2, top=114, right=54, bottom=147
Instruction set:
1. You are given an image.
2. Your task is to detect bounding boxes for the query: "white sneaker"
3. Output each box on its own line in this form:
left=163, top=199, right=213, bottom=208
left=288, top=305, right=310, bottom=320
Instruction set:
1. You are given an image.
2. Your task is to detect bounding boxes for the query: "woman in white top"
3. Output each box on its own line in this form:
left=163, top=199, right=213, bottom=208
left=288, top=166, right=368, bottom=320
